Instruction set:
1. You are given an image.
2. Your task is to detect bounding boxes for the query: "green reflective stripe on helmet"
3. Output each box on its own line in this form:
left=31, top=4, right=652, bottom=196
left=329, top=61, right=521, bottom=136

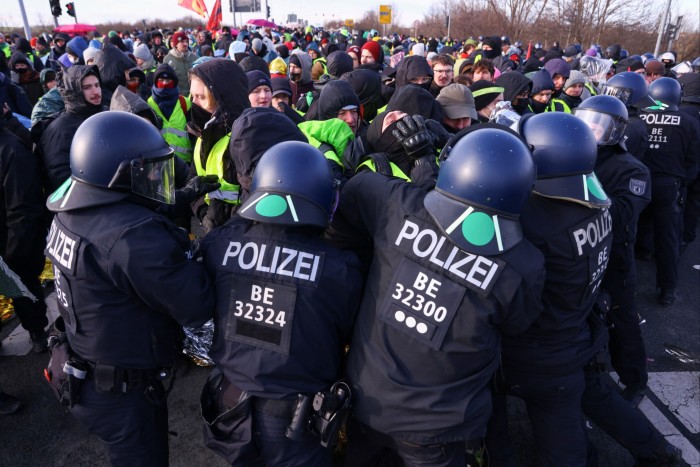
left=471, top=86, right=505, bottom=98
left=586, top=173, right=607, bottom=201
left=255, top=194, right=288, bottom=217
left=49, top=177, right=74, bottom=203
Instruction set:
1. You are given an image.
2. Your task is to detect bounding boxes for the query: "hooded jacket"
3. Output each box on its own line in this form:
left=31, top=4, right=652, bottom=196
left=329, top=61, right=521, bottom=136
left=93, top=43, right=136, bottom=103
left=386, top=84, right=444, bottom=122
left=229, top=107, right=307, bottom=206
left=341, top=68, right=384, bottom=122
left=0, top=72, right=32, bottom=119
left=188, top=59, right=250, bottom=221
left=290, top=49, right=313, bottom=94
left=39, top=65, right=104, bottom=191
left=495, top=72, right=533, bottom=115
left=326, top=51, right=353, bottom=79
left=15, top=38, right=44, bottom=73
left=9, top=52, right=43, bottom=106
left=395, top=55, right=433, bottom=90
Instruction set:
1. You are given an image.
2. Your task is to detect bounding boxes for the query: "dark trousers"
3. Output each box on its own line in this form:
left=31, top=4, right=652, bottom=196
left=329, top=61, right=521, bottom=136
left=637, top=176, right=683, bottom=289
left=486, top=366, right=587, bottom=467
left=683, top=175, right=700, bottom=243
left=344, top=417, right=476, bottom=467
left=582, top=365, right=666, bottom=460
left=252, top=398, right=332, bottom=467
left=603, top=252, right=647, bottom=389
left=70, top=380, right=169, bottom=467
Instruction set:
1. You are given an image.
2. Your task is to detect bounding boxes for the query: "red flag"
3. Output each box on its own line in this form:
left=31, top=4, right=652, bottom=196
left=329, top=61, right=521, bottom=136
left=206, top=0, right=222, bottom=32
left=526, top=40, right=532, bottom=60
left=178, top=0, right=208, bottom=18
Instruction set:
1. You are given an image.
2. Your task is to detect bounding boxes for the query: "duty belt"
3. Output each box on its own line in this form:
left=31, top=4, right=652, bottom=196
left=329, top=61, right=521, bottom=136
left=88, top=362, right=170, bottom=393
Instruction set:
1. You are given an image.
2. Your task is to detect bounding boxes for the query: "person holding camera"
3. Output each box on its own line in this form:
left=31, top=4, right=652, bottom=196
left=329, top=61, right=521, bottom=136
left=200, top=141, right=363, bottom=467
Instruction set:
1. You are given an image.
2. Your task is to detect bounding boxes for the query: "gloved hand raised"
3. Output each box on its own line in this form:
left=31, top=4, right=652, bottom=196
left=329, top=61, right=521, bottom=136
left=176, top=175, right=221, bottom=205
left=424, top=118, right=451, bottom=150
left=392, top=115, right=435, bottom=161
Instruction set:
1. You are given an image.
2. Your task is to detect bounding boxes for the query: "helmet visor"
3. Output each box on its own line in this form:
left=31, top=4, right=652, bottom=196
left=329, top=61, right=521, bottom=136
left=574, top=109, right=625, bottom=146
left=599, top=84, right=632, bottom=106
left=130, top=155, right=175, bottom=204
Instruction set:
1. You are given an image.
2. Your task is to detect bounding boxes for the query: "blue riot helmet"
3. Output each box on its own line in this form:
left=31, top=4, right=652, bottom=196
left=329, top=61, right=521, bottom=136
left=641, top=52, right=655, bottom=63
left=517, top=112, right=609, bottom=208
left=238, top=141, right=336, bottom=228
left=424, top=125, right=535, bottom=255
left=600, top=71, right=656, bottom=108
left=47, top=111, right=176, bottom=212
left=647, top=77, right=682, bottom=111
left=692, top=57, right=700, bottom=73
left=573, top=95, right=628, bottom=147
left=620, top=48, right=629, bottom=60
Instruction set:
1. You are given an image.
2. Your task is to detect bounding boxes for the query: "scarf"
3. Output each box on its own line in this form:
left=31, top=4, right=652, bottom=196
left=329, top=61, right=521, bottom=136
left=151, top=85, right=180, bottom=119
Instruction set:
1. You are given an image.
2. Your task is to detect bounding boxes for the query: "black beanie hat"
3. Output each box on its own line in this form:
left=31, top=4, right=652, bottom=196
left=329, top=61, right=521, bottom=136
left=469, top=80, right=504, bottom=110
left=247, top=70, right=271, bottom=94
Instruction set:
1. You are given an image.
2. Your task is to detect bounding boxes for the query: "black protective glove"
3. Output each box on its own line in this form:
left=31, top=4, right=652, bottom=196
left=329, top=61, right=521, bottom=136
left=177, top=175, right=221, bottom=205
left=392, top=115, right=435, bottom=161
left=424, top=118, right=452, bottom=150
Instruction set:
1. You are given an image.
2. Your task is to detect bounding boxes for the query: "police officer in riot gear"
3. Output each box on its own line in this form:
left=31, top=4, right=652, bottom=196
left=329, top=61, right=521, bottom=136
left=45, top=111, right=217, bottom=466
left=574, top=95, right=652, bottom=404
left=638, top=77, right=700, bottom=304
left=338, top=125, right=546, bottom=466
left=600, top=71, right=655, bottom=160
left=200, top=141, right=364, bottom=467
left=488, top=112, right=612, bottom=466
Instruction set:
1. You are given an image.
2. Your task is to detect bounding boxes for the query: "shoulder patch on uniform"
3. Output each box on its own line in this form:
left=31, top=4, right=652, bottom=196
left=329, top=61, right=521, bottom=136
left=629, top=178, right=647, bottom=196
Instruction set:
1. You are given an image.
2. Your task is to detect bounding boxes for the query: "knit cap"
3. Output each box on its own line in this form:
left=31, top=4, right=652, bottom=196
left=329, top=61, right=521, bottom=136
left=468, top=80, right=505, bottom=111
left=133, top=43, right=152, bottom=61
left=247, top=70, right=271, bottom=94
left=563, top=70, right=586, bottom=90
left=361, top=41, right=381, bottom=62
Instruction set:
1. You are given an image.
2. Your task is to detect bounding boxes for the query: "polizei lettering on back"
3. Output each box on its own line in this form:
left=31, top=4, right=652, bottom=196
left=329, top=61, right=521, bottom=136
left=571, top=209, right=613, bottom=256
left=46, top=219, right=78, bottom=271
left=221, top=241, right=322, bottom=283
left=639, top=113, right=681, bottom=126
left=394, top=219, right=503, bottom=294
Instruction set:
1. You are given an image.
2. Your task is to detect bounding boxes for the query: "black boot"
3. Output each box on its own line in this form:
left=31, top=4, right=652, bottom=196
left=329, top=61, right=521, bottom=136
left=0, top=391, right=22, bottom=415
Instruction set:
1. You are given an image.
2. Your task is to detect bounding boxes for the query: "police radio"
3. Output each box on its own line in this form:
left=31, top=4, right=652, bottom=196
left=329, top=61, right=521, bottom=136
left=285, top=381, right=351, bottom=448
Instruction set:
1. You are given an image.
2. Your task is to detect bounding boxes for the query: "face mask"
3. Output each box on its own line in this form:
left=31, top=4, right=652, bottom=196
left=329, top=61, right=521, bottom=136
left=531, top=99, right=549, bottom=114
left=68, top=55, right=78, bottom=64
left=290, top=72, right=301, bottom=82
left=14, top=68, right=28, bottom=75
left=512, top=99, right=529, bottom=114
left=191, top=103, right=213, bottom=131
left=484, top=48, right=499, bottom=60
left=126, top=81, right=140, bottom=93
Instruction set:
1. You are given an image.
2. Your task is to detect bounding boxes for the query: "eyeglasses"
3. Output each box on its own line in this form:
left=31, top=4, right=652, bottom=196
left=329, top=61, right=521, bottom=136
left=433, top=68, right=453, bottom=74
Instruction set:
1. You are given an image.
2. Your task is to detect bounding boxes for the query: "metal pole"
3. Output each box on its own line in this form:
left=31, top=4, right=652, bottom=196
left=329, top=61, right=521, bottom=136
left=653, top=0, right=671, bottom=57
left=447, top=15, right=451, bottom=39
left=17, top=0, right=32, bottom=39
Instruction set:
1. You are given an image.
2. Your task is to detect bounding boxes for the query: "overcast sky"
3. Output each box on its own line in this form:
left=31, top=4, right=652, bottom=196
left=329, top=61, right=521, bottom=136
left=4, top=0, right=698, bottom=33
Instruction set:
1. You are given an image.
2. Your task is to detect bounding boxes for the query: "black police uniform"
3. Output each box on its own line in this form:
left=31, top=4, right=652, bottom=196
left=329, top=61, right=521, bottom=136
left=638, top=108, right=700, bottom=295
left=339, top=172, right=546, bottom=466
left=201, top=218, right=363, bottom=467
left=594, top=145, right=651, bottom=392
left=679, top=97, right=700, bottom=245
left=487, top=195, right=612, bottom=467
left=624, top=108, right=649, bottom=161
left=45, top=200, right=215, bottom=467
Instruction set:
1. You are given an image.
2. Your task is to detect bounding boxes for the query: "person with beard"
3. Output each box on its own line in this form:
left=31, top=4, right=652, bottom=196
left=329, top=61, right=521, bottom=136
left=147, top=64, right=193, bottom=164
left=39, top=65, right=104, bottom=192
left=48, top=33, right=70, bottom=71
left=289, top=49, right=314, bottom=98
left=436, top=83, right=478, bottom=133
left=164, top=31, right=197, bottom=96
left=528, top=70, right=556, bottom=114
left=551, top=69, right=586, bottom=113
left=228, top=107, right=308, bottom=208
left=429, top=54, right=455, bottom=97
left=9, top=52, right=43, bottom=106
left=188, top=59, right=250, bottom=233
left=495, top=71, right=533, bottom=116
left=469, top=35, right=502, bottom=64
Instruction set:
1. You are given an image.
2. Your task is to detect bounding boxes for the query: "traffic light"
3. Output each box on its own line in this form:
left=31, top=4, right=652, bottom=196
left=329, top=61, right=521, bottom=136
left=266, top=5, right=271, bottom=19
left=49, top=0, right=62, bottom=16
left=66, top=2, right=75, bottom=17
